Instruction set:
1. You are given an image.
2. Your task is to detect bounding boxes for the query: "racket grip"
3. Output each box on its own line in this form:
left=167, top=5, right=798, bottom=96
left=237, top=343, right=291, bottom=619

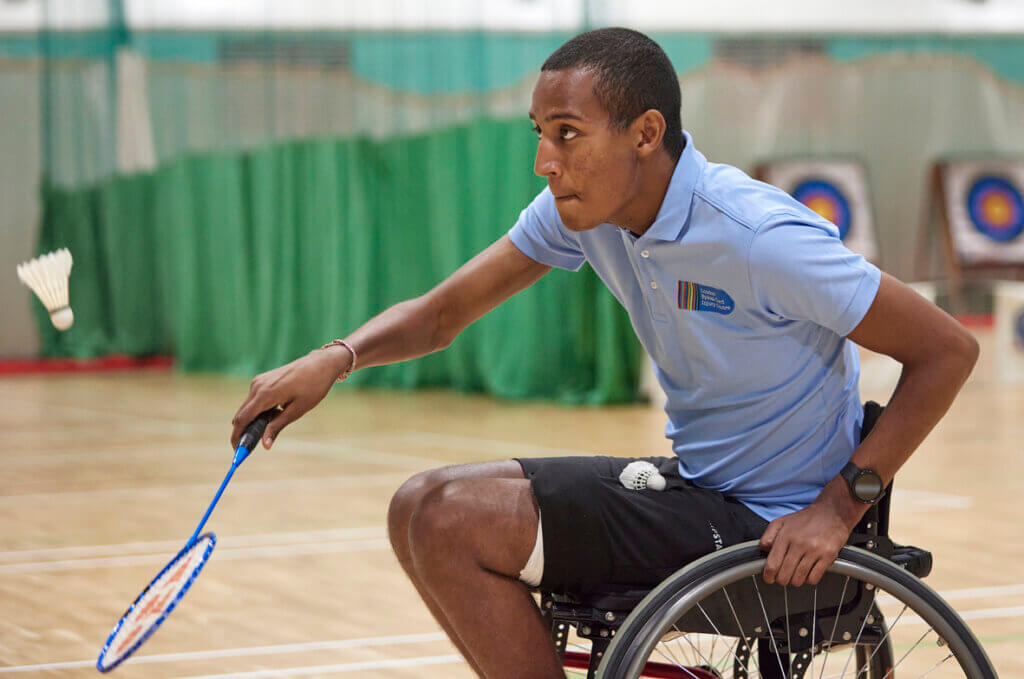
left=238, top=408, right=279, bottom=452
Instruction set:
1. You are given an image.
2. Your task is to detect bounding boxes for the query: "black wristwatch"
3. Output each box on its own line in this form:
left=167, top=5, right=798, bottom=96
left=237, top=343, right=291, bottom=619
left=839, top=461, right=885, bottom=504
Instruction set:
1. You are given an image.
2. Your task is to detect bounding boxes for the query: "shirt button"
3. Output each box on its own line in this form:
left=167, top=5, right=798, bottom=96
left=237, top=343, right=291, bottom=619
left=650, top=281, right=658, bottom=290
left=641, top=250, right=650, bottom=258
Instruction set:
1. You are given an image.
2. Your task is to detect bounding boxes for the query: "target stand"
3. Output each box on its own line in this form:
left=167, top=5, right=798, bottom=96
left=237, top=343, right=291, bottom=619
left=754, top=157, right=879, bottom=264
left=916, top=156, right=1024, bottom=305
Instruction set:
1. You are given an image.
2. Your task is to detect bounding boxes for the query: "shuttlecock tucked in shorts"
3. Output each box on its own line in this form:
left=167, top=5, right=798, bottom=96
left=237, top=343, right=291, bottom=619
left=619, top=460, right=667, bottom=491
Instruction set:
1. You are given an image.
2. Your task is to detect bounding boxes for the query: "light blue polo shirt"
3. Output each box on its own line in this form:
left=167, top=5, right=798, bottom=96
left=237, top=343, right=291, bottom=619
left=508, top=131, right=881, bottom=521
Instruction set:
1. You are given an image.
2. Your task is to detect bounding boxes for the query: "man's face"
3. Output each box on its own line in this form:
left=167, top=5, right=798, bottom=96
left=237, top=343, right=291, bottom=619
left=530, top=68, right=641, bottom=231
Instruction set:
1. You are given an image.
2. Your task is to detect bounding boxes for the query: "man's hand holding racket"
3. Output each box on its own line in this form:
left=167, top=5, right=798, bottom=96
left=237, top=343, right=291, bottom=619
left=231, top=342, right=354, bottom=450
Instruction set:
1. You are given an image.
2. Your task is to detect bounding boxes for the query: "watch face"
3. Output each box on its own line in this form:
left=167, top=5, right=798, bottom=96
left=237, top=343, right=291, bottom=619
left=853, top=471, right=883, bottom=501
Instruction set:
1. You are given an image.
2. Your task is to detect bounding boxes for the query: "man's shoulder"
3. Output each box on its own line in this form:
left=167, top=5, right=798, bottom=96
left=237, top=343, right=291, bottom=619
left=693, top=161, right=811, bottom=233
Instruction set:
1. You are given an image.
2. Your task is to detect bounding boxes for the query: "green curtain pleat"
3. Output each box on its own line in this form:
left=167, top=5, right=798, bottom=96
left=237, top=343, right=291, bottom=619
left=37, top=118, right=643, bottom=403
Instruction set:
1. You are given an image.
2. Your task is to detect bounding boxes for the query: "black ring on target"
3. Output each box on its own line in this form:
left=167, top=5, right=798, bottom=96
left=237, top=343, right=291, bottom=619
left=792, top=179, right=852, bottom=240
left=966, top=175, right=1024, bottom=242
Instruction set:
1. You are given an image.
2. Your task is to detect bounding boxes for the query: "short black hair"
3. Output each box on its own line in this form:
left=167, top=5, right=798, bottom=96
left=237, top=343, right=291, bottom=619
left=542, top=28, right=683, bottom=161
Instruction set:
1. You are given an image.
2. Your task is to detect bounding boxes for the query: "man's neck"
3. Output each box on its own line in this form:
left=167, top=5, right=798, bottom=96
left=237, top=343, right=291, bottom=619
left=614, top=151, right=679, bottom=238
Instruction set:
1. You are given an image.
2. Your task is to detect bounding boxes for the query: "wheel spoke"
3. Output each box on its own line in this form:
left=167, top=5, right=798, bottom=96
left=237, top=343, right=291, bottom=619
left=752, top=575, right=789, bottom=679
left=817, top=576, right=851, bottom=679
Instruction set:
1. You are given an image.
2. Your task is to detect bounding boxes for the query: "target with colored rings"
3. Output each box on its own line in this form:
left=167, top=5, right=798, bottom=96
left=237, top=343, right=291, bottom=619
left=966, top=176, right=1024, bottom=242
left=791, top=179, right=852, bottom=240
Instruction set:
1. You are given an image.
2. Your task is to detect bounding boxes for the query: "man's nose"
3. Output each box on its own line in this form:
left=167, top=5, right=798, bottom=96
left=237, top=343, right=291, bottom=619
left=533, top=138, right=563, bottom=178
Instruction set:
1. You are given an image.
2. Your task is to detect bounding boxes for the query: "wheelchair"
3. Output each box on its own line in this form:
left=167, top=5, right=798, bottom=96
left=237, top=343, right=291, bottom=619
left=538, top=483, right=998, bottom=678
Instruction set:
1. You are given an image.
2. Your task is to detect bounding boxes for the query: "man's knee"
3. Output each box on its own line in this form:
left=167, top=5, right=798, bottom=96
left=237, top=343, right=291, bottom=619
left=387, top=461, right=525, bottom=561
left=408, top=476, right=538, bottom=577
left=388, top=469, right=445, bottom=559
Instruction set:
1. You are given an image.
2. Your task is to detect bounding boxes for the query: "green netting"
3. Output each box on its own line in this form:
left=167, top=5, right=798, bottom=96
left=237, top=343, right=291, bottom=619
left=36, top=118, right=644, bottom=404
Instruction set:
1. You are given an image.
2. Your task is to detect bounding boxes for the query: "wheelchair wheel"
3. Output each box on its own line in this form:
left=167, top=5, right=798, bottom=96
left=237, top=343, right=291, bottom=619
left=596, top=542, right=996, bottom=679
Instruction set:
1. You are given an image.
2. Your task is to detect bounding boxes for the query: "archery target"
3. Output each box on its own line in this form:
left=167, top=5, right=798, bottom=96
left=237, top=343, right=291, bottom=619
left=944, top=160, right=1024, bottom=264
left=760, top=160, right=877, bottom=263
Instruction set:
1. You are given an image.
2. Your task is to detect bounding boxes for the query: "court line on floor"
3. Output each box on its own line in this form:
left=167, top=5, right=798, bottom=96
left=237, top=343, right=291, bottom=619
left=0, top=632, right=449, bottom=673
left=177, top=655, right=465, bottom=677
left=0, top=472, right=412, bottom=502
left=398, top=430, right=603, bottom=458
left=0, top=538, right=391, bottom=574
left=877, top=582, right=1024, bottom=605
left=0, top=526, right=386, bottom=562
left=1, top=436, right=444, bottom=470
left=899, top=605, right=1024, bottom=626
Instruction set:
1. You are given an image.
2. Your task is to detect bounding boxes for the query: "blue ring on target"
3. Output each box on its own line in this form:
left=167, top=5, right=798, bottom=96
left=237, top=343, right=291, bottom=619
left=966, top=176, right=1024, bottom=243
left=791, top=179, right=852, bottom=240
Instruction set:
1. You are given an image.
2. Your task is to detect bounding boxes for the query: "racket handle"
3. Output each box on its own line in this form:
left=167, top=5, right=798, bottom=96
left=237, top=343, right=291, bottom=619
left=236, top=408, right=279, bottom=459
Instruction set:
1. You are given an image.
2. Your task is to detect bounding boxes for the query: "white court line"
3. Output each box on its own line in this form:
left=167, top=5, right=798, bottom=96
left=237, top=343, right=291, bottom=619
left=893, top=488, right=973, bottom=510
left=178, top=655, right=465, bottom=678
left=0, top=472, right=411, bottom=503
left=0, top=538, right=390, bottom=574
left=898, top=605, right=1024, bottom=627
left=280, top=437, right=447, bottom=469
left=0, top=526, right=386, bottom=562
left=399, top=430, right=602, bottom=458
left=877, top=582, right=1024, bottom=605
left=0, top=632, right=448, bottom=673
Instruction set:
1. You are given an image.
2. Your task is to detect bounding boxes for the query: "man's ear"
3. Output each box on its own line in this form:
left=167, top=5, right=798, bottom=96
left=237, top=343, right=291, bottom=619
left=635, top=109, right=666, bottom=159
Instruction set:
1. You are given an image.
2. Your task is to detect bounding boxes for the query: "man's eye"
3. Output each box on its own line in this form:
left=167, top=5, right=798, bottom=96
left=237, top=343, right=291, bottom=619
left=561, top=128, right=578, bottom=140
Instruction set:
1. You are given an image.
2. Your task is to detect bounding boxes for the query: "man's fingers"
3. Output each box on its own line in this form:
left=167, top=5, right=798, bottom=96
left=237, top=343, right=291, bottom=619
left=262, top=405, right=303, bottom=449
left=759, top=520, right=781, bottom=552
left=762, top=538, right=788, bottom=584
left=806, top=559, right=831, bottom=586
left=788, top=554, right=815, bottom=588
left=231, top=394, right=275, bottom=448
left=231, top=397, right=257, bottom=448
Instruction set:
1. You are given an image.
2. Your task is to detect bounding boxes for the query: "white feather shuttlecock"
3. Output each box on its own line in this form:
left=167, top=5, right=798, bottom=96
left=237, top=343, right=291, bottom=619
left=619, top=460, right=667, bottom=491
left=17, top=248, right=74, bottom=331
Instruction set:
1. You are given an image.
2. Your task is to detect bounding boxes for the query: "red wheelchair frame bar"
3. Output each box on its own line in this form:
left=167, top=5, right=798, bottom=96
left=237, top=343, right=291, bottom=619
left=562, top=651, right=719, bottom=679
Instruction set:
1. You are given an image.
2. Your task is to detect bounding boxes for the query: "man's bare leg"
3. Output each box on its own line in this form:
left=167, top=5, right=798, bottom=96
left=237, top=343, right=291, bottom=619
left=407, top=476, right=563, bottom=679
left=387, top=461, right=530, bottom=677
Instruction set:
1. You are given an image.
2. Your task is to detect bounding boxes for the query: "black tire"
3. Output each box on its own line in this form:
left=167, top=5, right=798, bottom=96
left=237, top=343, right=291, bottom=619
left=596, top=542, right=997, bottom=679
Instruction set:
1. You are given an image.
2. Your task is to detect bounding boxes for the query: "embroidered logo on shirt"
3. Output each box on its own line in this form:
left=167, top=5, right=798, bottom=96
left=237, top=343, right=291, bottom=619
left=677, top=281, right=735, bottom=315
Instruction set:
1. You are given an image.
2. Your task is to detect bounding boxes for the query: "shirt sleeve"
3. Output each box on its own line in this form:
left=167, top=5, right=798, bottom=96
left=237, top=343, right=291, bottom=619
left=747, top=215, right=881, bottom=337
left=507, top=188, right=586, bottom=272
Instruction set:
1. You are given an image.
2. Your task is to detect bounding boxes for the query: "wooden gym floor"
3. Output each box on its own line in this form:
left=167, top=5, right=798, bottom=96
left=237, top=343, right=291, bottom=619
left=0, top=328, right=1021, bottom=678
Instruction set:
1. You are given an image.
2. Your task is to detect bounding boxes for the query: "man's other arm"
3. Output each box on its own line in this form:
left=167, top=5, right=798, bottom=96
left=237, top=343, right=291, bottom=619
left=761, top=272, right=979, bottom=586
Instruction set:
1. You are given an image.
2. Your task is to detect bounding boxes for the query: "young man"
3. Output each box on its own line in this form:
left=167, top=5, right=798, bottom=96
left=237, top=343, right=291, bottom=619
left=231, top=28, right=978, bottom=679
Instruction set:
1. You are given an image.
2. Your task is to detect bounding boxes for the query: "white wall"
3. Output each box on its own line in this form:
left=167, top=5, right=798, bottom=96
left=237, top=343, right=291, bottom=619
left=3, top=0, right=1024, bottom=33
left=605, top=0, right=1024, bottom=34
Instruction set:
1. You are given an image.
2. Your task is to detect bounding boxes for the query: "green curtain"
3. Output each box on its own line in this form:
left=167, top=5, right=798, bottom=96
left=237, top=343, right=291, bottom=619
left=37, top=117, right=644, bottom=404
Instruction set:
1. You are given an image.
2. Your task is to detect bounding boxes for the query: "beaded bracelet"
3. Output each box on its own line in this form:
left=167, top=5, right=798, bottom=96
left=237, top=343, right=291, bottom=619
left=321, top=339, right=357, bottom=382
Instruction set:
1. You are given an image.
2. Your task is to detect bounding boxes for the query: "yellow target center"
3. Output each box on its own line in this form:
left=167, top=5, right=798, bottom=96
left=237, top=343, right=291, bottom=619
left=981, top=193, right=1012, bottom=227
left=804, top=196, right=837, bottom=224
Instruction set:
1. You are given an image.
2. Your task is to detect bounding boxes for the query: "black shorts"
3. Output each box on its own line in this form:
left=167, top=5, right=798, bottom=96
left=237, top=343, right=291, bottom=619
left=516, top=402, right=883, bottom=595
left=515, top=455, right=769, bottom=595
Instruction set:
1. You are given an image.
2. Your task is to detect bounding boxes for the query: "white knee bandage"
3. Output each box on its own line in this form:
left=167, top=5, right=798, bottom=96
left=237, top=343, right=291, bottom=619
left=517, top=511, right=544, bottom=587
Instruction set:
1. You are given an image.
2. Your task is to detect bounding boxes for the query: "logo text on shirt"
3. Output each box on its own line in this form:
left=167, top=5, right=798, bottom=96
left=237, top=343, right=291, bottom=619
left=676, top=281, right=735, bottom=315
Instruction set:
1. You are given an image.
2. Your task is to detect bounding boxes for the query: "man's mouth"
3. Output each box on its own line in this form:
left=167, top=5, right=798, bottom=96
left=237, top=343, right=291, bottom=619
left=554, top=194, right=579, bottom=202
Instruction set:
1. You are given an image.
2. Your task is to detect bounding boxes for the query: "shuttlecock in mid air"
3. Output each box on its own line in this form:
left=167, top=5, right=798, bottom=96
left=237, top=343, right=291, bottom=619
left=17, top=248, right=74, bottom=331
left=619, top=460, right=667, bottom=491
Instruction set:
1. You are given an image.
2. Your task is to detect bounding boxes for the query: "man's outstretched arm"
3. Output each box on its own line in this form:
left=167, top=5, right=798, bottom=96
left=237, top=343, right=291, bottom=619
left=760, top=272, right=979, bottom=586
left=230, top=235, right=551, bottom=448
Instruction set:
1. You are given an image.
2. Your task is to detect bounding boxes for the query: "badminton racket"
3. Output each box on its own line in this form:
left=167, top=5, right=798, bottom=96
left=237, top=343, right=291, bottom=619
left=96, top=408, right=279, bottom=672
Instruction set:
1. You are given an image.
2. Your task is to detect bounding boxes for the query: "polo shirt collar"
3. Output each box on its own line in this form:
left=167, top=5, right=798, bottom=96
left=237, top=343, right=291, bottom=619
left=640, top=130, right=703, bottom=242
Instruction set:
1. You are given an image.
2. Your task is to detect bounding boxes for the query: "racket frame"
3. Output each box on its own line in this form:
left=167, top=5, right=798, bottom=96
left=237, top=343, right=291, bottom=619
left=96, top=532, right=217, bottom=672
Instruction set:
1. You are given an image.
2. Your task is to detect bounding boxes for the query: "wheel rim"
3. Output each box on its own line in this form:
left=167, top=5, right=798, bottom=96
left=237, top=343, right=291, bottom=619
left=599, top=546, right=994, bottom=679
